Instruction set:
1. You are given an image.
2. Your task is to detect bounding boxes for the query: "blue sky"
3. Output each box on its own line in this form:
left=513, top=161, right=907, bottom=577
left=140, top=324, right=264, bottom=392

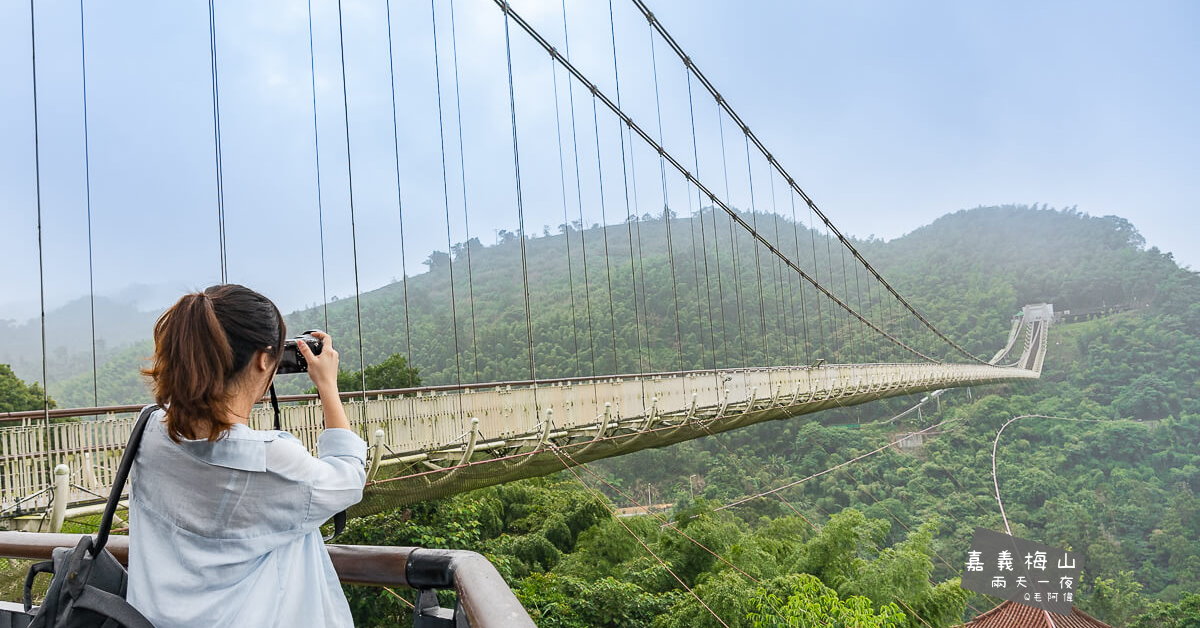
left=2, top=0, right=1197, bottom=322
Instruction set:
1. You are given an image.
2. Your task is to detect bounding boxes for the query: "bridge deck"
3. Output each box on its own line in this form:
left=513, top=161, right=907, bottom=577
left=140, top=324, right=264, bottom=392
left=0, top=357, right=1043, bottom=522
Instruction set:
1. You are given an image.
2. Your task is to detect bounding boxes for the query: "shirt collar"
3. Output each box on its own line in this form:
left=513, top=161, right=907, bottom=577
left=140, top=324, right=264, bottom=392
left=172, top=422, right=281, bottom=472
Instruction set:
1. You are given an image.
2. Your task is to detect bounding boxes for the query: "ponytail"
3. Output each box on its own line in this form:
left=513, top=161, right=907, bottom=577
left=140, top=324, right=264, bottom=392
left=143, top=285, right=285, bottom=442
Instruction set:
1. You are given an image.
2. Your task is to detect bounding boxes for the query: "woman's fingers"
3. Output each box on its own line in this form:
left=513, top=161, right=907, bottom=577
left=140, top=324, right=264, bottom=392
left=309, top=330, right=334, bottom=352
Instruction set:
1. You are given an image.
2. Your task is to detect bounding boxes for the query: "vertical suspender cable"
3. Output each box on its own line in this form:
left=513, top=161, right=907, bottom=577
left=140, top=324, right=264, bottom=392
left=559, top=0, right=598, bottom=377
left=490, top=0, right=940, bottom=363
left=717, top=109, right=747, bottom=367
left=606, top=0, right=647, bottom=377
left=306, top=0, right=331, bottom=332
left=382, top=0, right=413, bottom=360
left=448, top=0, right=481, bottom=381
left=807, top=195, right=826, bottom=359
left=743, top=136, right=770, bottom=365
left=29, top=0, right=53, bottom=478
left=647, top=27, right=685, bottom=371
left=823, top=207, right=840, bottom=357
left=632, top=0, right=979, bottom=364
left=852, top=252, right=865, bottom=362
left=206, top=0, right=227, bottom=283
left=590, top=96, right=621, bottom=374
left=839, top=239, right=855, bottom=360
left=429, top=0, right=464, bottom=389
left=501, top=7, right=538, bottom=384
left=624, top=122, right=651, bottom=373
left=686, top=72, right=722, bottom=368
left=551, top=58, right=582, bottom=371
left=789, top=189, right=811, bottom=364
left=78, top=0, right=99, bottom=406
left=770, top=175, right=796, bottom=364
left=334, top=0, right=368, bottom=401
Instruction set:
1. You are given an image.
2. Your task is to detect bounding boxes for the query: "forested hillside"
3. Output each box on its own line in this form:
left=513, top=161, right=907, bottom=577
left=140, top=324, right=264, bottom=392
left=24, top=205, right=1199, bottom=625
left=333, top=205, right=1199, bottom=626
left=50, top=204, right=1193, bottom=406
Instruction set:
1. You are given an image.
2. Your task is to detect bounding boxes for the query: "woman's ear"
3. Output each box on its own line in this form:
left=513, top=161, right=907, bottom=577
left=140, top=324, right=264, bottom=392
left=256, top=349, right=276, bottom=375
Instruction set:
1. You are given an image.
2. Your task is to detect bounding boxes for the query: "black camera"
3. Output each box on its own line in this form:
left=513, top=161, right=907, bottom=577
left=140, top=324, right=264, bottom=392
left=277, top=330, right=323, bottom=374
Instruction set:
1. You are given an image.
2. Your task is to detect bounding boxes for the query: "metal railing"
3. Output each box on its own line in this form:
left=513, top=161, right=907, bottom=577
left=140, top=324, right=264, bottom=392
left=0, top=531, right=535, bottom=627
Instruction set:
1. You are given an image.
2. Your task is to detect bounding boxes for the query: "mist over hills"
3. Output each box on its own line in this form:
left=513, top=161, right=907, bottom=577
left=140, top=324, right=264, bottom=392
left=16, top=203, right=1197, bottom=409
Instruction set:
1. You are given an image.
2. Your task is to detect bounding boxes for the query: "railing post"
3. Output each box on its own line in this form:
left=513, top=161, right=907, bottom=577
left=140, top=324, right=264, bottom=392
left=366, top=429, right=386, bottom=483
left=48, top=464, right=69, bottom=533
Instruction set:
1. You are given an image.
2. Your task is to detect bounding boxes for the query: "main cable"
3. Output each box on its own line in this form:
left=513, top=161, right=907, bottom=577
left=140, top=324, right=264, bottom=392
left=629, top=0, right=986, bottom=364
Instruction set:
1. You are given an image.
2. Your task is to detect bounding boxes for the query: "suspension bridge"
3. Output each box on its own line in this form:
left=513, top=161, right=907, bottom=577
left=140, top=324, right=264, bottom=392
left=3, top=0, right=1050, bottom=531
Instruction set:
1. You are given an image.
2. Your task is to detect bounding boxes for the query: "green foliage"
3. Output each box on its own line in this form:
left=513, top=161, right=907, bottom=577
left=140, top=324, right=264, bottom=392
left=305, top=353, right=421, bottom=395
left=27, top=205, right=1198, bottom=625
left=746, top=574, right=906, bottom=627
left=1130, top=593, right=1200, bottom=628
left=0, top=363, right=53, bottom=412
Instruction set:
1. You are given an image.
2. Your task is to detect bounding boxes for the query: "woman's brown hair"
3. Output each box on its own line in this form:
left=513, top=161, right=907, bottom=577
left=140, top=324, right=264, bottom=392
left=143, top=284, right=286, bottom=442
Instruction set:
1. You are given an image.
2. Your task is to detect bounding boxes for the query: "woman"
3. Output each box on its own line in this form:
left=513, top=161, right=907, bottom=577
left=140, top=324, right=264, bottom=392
left=128, top=284, right=365, bottom=627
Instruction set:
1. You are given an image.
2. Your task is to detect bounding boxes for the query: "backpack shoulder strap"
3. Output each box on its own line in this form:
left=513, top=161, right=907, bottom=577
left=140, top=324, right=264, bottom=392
left=94, top=404, right=159, bottom=555
left=73, top=585, right=156, bottom=628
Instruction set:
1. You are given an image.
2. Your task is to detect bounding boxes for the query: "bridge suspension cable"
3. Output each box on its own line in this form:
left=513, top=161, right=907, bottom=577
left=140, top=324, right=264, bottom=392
left=305, top=0, right=331, bottom=332
left=627, top=0, right=987, bottom=365
left=430, top=0, right=465, bottom=390
left=334, top=0, right=368, bottom=401
left=501, top=6, right=538, bottom=383
left=78, top=0, right=99, bottom=406
left=28, top=0, right=52, bottom=477
left=205, top=0, right=227, bottom=283
left=487, top=0, right=942, bottom=364
left=382, top=0, right=413, bottom=360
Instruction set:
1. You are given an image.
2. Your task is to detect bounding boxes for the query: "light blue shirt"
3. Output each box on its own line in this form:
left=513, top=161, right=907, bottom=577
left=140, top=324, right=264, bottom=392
left=128, top=410, right=367, bottom=627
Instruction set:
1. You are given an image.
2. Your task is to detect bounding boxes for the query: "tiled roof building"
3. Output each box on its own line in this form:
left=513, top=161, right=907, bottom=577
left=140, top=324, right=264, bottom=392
left=956, top=601, right=1113, bottom=628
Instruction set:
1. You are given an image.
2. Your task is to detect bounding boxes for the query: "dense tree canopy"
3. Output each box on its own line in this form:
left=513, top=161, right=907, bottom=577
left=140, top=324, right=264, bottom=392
left=0, top=364, right=52, bottom=413
left=29, top=205, right=1198, bottom=625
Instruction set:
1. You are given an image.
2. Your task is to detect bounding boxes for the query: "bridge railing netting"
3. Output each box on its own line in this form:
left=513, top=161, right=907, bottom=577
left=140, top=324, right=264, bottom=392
left=0, top=363, right=1036, bottom=514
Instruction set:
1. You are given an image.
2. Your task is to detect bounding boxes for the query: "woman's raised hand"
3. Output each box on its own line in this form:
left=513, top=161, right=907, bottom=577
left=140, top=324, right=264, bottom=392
left=297, top=331, right=340, bottom=397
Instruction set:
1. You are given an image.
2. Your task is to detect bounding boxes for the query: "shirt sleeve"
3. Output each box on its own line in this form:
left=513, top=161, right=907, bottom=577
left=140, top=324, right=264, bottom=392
left=267, top=428, right=368, bottom=529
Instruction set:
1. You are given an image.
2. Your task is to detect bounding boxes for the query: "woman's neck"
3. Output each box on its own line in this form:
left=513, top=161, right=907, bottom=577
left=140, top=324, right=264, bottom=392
left=226, top=384, right=264, bottom=426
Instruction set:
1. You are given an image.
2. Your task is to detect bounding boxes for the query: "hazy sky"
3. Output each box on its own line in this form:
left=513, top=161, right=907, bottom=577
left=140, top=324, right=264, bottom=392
left=2, top=0, right=1197, bottom=323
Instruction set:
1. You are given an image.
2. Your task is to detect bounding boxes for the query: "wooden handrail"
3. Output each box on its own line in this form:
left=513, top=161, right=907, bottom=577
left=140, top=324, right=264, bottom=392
left=0, top=532, right=533, bottom=627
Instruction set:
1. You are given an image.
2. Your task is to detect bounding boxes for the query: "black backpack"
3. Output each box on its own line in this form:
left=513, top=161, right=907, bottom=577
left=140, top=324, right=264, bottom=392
left=22, top=405, right=158, bottom=628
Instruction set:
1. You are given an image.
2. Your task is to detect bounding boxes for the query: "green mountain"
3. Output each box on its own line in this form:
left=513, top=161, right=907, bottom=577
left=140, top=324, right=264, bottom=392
left=23, top=204, right=1200, bottom=625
